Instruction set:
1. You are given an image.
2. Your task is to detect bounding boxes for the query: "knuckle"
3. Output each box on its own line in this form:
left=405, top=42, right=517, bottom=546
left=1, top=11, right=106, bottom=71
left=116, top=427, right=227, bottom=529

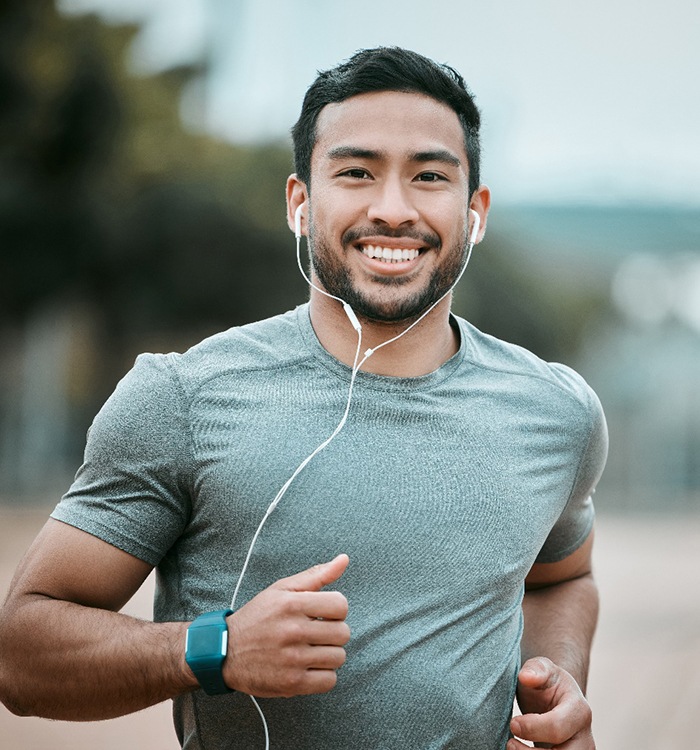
left=580, top=699, right=593, bottom=726
left=280, top=591, right=300, bottom=611
left=286, top=644, right=308, bottom=667
left=283, top=621, right=306, bottom=644
left=279, top=670, right=304, bottom=696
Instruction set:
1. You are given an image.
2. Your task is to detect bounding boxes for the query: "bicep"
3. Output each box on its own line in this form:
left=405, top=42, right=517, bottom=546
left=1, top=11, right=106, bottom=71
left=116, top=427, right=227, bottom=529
left=524, top=528, right=594, bottom=591
left=7, top=518, right=153, bottom=611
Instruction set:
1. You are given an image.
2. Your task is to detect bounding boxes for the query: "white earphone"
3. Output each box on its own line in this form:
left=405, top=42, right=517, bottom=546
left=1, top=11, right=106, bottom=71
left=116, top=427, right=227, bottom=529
left=294, top=203, right=305, bottom=240
left=468, top=209, right=480, bottom=246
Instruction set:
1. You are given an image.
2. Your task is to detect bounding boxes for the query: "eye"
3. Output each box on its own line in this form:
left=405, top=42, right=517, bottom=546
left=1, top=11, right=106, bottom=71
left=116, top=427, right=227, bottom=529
left=339, top=168, right=372, bottom=180
left=415, top=171, right=446, bottom=183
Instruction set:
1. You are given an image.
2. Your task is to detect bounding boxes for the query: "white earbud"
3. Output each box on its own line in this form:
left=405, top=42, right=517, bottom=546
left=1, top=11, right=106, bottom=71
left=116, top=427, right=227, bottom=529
left=468, top=209, right=481, bottom=246
left=294, top=203, right=305, bottom=239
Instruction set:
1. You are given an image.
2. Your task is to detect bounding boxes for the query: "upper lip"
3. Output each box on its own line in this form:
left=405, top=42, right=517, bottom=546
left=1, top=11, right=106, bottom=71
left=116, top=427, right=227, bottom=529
left=353, top=236, right=426, bottom=251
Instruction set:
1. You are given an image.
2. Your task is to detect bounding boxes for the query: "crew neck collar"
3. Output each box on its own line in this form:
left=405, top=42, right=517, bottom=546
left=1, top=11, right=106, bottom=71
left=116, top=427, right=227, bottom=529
left=294, top=303, right=468, bottom=392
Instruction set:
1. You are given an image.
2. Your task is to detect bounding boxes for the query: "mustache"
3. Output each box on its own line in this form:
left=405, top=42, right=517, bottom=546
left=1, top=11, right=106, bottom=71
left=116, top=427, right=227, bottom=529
left=341, top=226, right=441, bottom=249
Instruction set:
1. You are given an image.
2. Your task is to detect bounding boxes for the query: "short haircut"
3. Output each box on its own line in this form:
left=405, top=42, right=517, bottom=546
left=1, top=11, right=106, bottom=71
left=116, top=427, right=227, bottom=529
left=292, top=47, right=482, bottom=196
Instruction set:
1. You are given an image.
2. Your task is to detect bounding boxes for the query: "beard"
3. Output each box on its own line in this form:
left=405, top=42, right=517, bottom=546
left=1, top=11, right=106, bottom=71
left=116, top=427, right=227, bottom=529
left=308, top=224, right=469, bottom=324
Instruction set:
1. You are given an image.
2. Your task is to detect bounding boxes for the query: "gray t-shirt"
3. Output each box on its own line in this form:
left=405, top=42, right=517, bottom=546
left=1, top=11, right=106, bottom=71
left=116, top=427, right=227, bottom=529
left=53, top=304, right=607, bottom=750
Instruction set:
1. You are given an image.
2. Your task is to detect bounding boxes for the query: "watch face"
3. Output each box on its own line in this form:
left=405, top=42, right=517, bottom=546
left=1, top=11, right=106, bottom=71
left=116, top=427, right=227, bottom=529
left=187, top=626, right=226, bottom=658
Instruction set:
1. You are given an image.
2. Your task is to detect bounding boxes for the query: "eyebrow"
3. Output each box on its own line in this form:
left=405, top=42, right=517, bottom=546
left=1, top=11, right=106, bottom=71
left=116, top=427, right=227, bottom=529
left=410, top=149, right=462, bottom=168
left=326, top=146, right=463, bottom=168
left=327, top=146, right=382, bottom=161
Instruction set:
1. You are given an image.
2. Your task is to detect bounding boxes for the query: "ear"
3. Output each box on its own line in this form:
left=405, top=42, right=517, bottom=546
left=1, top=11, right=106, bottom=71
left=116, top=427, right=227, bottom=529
left=286, top=174, right=309, bottom=237
left=468, top=184, right=491, bottom=244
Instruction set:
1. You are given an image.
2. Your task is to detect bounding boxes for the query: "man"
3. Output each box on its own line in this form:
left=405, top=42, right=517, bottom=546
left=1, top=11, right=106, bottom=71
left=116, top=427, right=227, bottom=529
left=0, top=48, right=607, bottom=749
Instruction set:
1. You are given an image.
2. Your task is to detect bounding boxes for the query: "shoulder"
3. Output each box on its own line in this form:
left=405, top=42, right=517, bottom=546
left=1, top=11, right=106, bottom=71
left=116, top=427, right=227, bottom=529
left=82, top=307, right=312, bottom=462
left=126, top=306, right=311, bottom=395
left=456, top=316, right=574, bottom=388
left=456, top=315, right=601, bottom=414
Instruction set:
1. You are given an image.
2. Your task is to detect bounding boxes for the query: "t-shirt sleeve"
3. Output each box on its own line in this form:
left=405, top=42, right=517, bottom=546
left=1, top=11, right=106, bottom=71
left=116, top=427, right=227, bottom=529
left=51, top=353, right=193, bottom=566
left=536, top=375, right=609, bottom=564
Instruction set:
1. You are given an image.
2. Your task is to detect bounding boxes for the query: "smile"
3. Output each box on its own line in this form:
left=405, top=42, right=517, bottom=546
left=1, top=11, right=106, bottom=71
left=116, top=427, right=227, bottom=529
left=360, top=246, right=422, bottom=263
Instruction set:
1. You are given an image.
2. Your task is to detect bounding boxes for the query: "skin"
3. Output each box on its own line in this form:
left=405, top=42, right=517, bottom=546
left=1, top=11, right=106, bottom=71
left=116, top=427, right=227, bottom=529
left=0, top=89, right=597, bottom=749
left=0, top=520, right=350, bottom=718
left=287, top=91, right=490, bottom=377
left=512, top=532, right=598, bottom=749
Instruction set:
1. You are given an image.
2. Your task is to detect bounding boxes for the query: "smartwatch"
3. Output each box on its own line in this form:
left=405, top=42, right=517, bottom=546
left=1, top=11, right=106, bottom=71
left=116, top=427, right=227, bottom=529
left=185, top=609, right=234, bottom=695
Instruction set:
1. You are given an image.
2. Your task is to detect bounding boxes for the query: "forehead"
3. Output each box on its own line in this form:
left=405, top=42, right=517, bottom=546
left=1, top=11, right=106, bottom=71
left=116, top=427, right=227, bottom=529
left=312, top=90, right=469, bottom=169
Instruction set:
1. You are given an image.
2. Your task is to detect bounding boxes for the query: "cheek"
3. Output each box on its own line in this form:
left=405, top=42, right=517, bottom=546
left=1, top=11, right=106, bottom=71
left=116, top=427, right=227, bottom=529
left=417, top=191, right=467, bottom=223
left=315, top=185, right=370, bottom=221
left=440, top=204, right=470, bottom=241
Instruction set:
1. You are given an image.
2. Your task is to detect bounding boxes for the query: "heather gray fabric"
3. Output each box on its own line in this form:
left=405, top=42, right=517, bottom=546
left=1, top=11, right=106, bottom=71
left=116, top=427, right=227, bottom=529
left=52, top=304, right=607, bottom=750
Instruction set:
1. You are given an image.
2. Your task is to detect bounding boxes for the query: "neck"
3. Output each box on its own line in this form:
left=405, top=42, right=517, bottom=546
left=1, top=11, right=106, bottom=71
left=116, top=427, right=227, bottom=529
left=308, top=291, right=460, bottom=377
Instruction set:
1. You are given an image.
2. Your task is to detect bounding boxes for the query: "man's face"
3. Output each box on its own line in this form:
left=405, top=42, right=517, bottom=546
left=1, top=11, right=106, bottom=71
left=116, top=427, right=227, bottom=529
left=305, top=90, right=472, bottom=323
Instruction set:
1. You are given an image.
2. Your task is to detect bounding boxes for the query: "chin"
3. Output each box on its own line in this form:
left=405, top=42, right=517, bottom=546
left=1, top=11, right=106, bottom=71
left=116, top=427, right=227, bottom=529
left=348, top=293, right=440, bottom=324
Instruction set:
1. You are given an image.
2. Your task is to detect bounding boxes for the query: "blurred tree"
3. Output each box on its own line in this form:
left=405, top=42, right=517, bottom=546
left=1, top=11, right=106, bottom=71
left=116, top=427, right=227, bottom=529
left=0, top=0, right=601, bottom=368
left=0, top=0, right=303, bottom=356
left=0, top=0, right=306, bottom=493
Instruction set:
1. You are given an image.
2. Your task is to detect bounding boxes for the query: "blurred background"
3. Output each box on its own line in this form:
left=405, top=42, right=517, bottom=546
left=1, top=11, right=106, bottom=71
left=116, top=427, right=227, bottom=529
left=1, top=0, right=698, bottom=747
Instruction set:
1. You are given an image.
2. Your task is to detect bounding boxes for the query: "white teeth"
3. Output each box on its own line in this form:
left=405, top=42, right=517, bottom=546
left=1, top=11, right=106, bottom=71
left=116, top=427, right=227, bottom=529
left=361, top=246, right=420, bottom=263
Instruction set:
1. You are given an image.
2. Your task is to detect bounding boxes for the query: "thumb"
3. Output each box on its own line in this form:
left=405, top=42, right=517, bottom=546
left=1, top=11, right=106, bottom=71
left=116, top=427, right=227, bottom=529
left=518, top=657, right=558, bottom=690
left=275, top=554, right=350, bottom=592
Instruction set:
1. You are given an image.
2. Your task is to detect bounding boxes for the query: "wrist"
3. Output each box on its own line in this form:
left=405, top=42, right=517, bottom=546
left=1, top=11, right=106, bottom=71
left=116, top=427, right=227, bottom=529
left=180, top=634, right=202, bottom=691
left=185, top=609, right=234, bottom=695
left=164, top=621, right=200, bottom=692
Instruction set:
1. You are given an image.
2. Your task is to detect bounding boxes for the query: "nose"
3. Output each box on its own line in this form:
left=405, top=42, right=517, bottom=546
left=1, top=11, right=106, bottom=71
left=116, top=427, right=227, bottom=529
left=366, top=178, right=419, bottom=228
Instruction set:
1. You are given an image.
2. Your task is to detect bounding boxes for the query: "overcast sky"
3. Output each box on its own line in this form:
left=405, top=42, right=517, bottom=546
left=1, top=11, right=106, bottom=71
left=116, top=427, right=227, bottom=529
left=60, top=0, right=700, bottom=206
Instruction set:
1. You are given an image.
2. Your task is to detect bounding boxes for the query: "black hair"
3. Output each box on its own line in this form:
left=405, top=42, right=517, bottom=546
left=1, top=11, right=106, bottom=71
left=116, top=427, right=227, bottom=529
left=291, top=47, right=482, bottom=196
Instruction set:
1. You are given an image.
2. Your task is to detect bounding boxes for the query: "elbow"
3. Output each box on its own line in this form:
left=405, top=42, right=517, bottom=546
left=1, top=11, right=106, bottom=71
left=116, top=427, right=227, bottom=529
left=0, top=650, right=40, bottom=717
left=0, top=663, right=32, bottom=717
left=1, top=692, right=34, bottom=718
left=0, top=616, right=34, bottom=717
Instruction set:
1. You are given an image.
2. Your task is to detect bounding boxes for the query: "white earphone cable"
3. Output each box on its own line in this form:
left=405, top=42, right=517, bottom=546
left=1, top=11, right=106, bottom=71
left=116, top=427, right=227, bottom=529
left=233, top=237, right=364, bottom=750
left=233, top=220, right=478, bottom=749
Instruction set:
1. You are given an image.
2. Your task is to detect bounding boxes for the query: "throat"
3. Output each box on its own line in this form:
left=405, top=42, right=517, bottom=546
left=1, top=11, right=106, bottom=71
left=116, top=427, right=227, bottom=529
left=355, top=309, right=461, bottom=377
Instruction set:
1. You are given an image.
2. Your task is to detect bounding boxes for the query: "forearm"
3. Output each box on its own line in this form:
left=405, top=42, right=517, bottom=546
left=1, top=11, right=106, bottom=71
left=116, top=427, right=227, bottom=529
left=521, top=573, right=599, bottom=691
left=0, top=594, right=197, bottom=720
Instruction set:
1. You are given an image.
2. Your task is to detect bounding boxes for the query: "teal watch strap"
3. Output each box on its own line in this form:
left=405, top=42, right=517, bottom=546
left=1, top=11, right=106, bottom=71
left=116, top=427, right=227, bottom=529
left=185, top=609, right=234, bottom=695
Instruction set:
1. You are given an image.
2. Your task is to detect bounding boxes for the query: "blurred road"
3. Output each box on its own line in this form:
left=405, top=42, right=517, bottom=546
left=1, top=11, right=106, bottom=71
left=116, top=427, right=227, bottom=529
left=1, top=505, right=699, bottom=749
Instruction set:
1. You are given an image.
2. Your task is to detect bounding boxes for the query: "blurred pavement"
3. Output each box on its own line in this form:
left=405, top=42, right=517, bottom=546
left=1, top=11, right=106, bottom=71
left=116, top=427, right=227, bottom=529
left=1, top=505, right=699, bottom=749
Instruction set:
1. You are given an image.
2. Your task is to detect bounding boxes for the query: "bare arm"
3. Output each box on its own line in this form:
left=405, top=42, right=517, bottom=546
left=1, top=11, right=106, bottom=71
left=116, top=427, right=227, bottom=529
left=509, top=530, right=598, bottom=749
left=0, top=519, right=350, bottom=721
left=0, top=519, right=195, bottom=719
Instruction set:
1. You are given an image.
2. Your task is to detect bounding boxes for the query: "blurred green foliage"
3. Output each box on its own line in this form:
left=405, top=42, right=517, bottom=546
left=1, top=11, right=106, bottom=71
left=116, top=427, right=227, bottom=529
left=0, top=0, right=603, bottom=381
left=0, top=0, right=304, bottom=351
